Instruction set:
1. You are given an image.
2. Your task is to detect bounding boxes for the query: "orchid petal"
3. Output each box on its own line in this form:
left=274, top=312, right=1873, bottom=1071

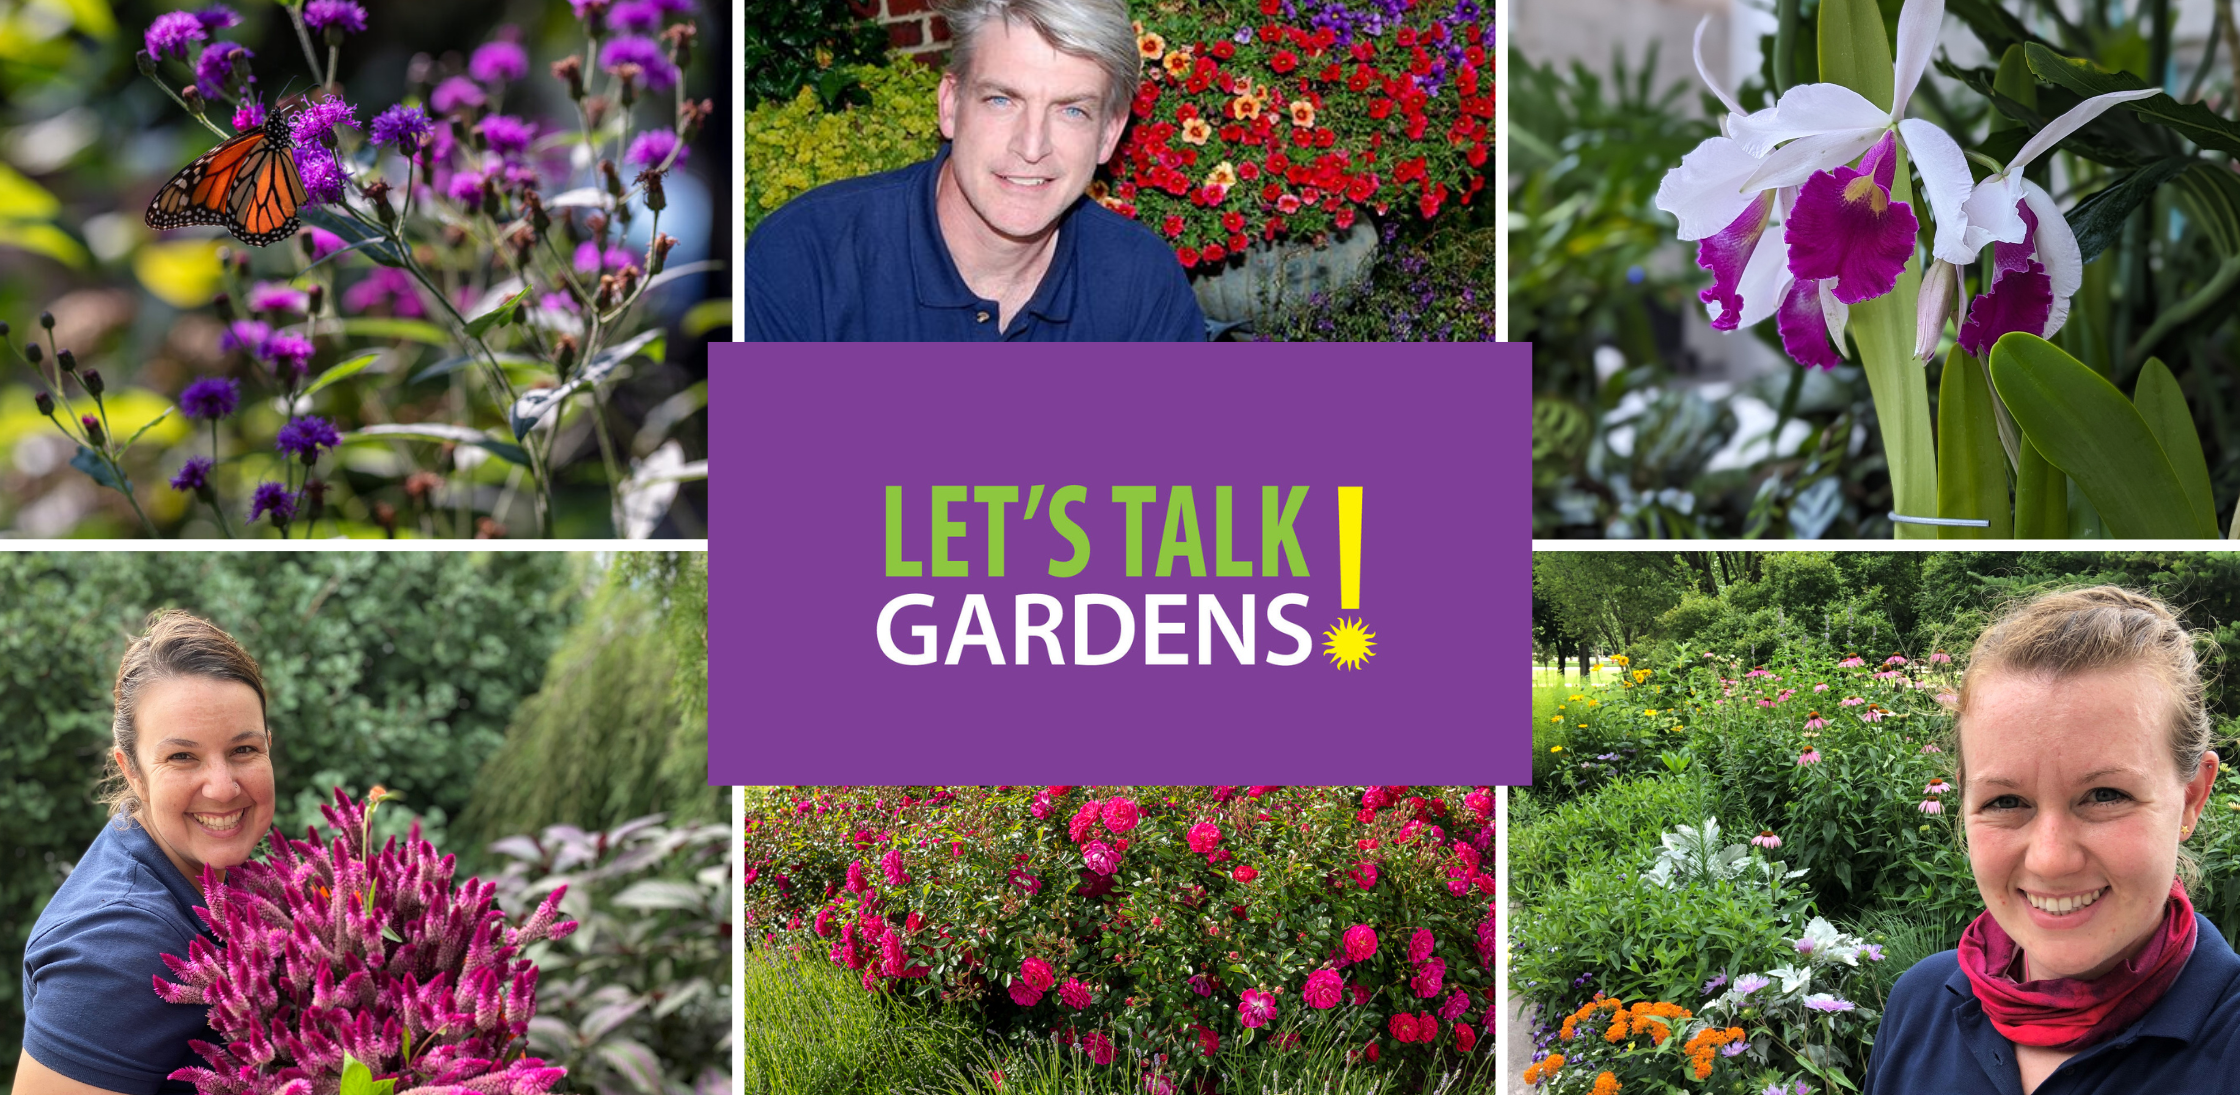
left=1957, top=260, right=2053, bottom=355
left=1961, top=174, right=2030, bottom=251
left=1736, top=196, right=1796, bottom=329
left=1743, top=128, right=1885, bottom=191
left=1916, top=259, right=1958, bottom=360
left=1732, top=84, right=1889, bottom=156
left=2021, top=178, right=2082, bottom=302
left=1889, top=0, right=1946, bottom=121
left=1660, top=136, right=1775, bottom=240
left=1819, top=278, right=1851, bottom=350
left=2008, top=88, right=2162, bottom=177
left=1897, top=118, right=1975, bottom=263
left=1694, top=17, right=1747, bottom=118
left=1697, top=192, right=1778, bottom=329
left=1778, top=277, right=1847, bottom=368
left=2043, top=293, right=2072, bottom=341
left=1786, top=133, right=1919, bottom=305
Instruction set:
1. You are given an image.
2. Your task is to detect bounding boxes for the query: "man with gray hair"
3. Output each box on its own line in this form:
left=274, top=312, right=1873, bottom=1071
left=744, top=0, right=1205, bottom=341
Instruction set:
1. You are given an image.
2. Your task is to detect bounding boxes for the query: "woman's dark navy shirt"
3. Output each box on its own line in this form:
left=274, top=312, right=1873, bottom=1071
left=21, top=818, right=218, bottom=1095
left=1863, top=913, right=2240, bottom=1095
left=743, top=144, right=1206, bottom=341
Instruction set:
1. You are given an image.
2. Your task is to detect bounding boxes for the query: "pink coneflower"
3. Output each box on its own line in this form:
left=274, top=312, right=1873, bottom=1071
left=1814, top=682, right=1829, bottom=692
left=1920, top=742, right=1944, bottom=754
left=1840, top=696, right=1865, bottom=707
left=1804, top=712, right=1828, bottom=730
left=1936, top=691, right=1959, bottom=705
left=1797, top=749, right=1822, bottom=765
left=1919, top=799, right=1944, bottom=814
left=1884, top=654, right=1909, bottom=666
left=1860, top=705, right=1886, bottom=723
left=1924, top=778, right=1950, bottom=796
left=1930, top=651, right=1952, bottom=664
left=1838, top=654, right=1866, bottom=668
left=1752, top=831, right=1783, bottom=849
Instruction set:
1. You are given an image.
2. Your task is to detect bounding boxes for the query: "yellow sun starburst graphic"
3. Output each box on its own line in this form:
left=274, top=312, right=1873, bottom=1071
left=1322, top=616, right=1377, bottom=670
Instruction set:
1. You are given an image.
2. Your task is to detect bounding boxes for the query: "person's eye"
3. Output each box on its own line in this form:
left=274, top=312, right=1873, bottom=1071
left=2086, top=787, right=2133, bottom=805
left=234, top=744, right=262, bottom=757
left=1983, top=794, right=2025, bottom=811
left=168, top=751, right=195, bottom=763
left=987, top=95, right=1011, bottom=107
left=1063, top=106, right=1090, bottom=120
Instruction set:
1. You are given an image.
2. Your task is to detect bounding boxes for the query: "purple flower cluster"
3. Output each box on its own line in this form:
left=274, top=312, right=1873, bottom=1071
left=145, top=11, right=208, bottom=60
left=598, top=36, right=678, bottom=92
left=193, top=41, right=252, bottom=98
left=179, top=377, right=240, bottom=421
left=289, top=99, right=359, bottom=146
left=370, top=105, right=433, bottom=153
left=303, top=0, right=367, bottom=36
left=275, top=415, right=342, bottom=462
left=170, top=456, right=214, bottom=493
left=470, top=39, right=529, bottom=83
left=248, top=481, right=295, bottom=525
left=155, top=790, right=576, bottom=1095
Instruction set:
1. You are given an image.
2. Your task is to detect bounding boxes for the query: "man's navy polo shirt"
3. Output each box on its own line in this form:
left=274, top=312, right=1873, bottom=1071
left=744, top=145, right=1205, bottom=341
left=1862, top=913, right=2240, bottom=1094
left=23, top=817, right=219, bottom=1095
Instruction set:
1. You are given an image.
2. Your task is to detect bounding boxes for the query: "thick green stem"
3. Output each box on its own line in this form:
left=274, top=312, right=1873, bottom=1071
left=2127, top=255, right=2240, bottom=368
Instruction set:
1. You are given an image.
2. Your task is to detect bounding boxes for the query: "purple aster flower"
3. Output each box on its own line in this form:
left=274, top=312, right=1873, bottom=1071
left=248, top=282, right=308, bottom=314
left=370, top=104, right=433, bottom=153
left=194, top=40, right=253, bottom=98
left=609, top=0, right=663, bottom=32
left=290, top=98, right=358, bottom=146
left=1721, top=1040, right=1750, bottom=1056
left=146, top=12, right=207, bottom=60
left=276, top=415, right=343, bottom=462
left=1702, top=973, right=1728, bottom=996
left=599, top=36, right=678, bottom=92
left=249, top=481, right=296, bottom=525
left=258, top=330, right=314, bottom=382
left=179, top=376, right=241, bottom=421
left=303, top=0, right=367, bottom=35
left=295, top=147, right=345, bottom=206
left=625, top=129, right=685, bottom=168
left=1803, top=994, right=1857, bottom=1013
left=232, top=95, right=266, bottom=131
left=171, top=456, right=214, bottom=493
left=218, top=319, right=270, bottom=354
left=194, top=5, right=240, bottom=30
left=470, top=38, right=529, bottom=83
left=304, top=227, right=345, bottom=260
left=1784, top=130, right=1917, bottom=305
left=1732, top=973, right=1771, bottom=998
left=477, top=114, right=534, bottom=155
left=432, top=76, right=486, bottom=113
left=446, top=170, right=487, bottom=204
left=573, top=240, right=636, bottom=273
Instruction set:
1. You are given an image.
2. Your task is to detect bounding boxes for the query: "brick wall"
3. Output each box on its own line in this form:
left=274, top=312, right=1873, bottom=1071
left=849, top=0, right=954, bottom=58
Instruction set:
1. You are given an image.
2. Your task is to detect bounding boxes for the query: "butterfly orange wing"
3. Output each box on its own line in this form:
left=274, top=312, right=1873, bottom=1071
left=144, top=124, right=306, bottom=247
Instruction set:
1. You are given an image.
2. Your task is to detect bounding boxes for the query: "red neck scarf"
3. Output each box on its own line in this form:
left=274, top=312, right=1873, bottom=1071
left=1957, top=878, right=2197, bottom=1051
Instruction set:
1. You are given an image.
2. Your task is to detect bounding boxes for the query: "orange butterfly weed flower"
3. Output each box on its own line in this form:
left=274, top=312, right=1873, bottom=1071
left=1520, top=1053, right=1566, bottom=1085
left=1591, top=1071, right=1621, bottom=1095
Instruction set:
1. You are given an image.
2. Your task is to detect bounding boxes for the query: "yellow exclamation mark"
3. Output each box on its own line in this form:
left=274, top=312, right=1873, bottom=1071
left=1338, top=486, right=1363, bottom=610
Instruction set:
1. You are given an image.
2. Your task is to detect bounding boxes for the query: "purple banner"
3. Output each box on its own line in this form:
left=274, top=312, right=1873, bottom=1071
left=709, top=343, right=1530, bottom=785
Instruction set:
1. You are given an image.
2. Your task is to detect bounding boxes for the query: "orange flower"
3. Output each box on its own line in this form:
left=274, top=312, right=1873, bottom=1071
left=1206, top=161, right=1238, bottom=189
left=1521, top=1053, right=1566, bottom=1085
left=1138, top=32, right=1164, bottom=60
left=1290, top=99, right=1317, bottom=127
left=1180, top=117, right=1213, bottom=145
left=1591, top=1072, right=1621, bottom=1095
left=1163, top=47, right=1193, bottom=78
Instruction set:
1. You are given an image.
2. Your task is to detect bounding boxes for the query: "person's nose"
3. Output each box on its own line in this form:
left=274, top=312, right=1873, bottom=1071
left=1011, top=106, right=1053, bottom=165
left=199, top=755, right=244, bottom=804
left=2021, top=806, right=2090, bottom=885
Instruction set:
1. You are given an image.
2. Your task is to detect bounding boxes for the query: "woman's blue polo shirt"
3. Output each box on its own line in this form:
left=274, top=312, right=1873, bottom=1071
left=21, top=818, right=219, bottom=1095
left=1863, top=913, right=2240, bottom=1094
left=743, top=144, right=1206, bottom=341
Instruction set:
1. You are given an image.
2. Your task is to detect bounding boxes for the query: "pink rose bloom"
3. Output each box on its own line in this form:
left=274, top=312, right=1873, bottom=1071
left=1363, top=786, right=1394, bottom=810
left=1069, top=799, right=1102, bottom=843
left=1349, top=862, right=1378, bottom=890
left=1187, top=821, right=1222, bottom=852
left=1389, top=1012, right=1418, bottom=1042
left=1352, top=983, right=1373, bottom=1006
left=1009, top=979, right=1042, bottom=1007
left=845, top=860, right=868, bottom=895
left=1303, top=968, right=1343, bottom=1009
left=1006, top=868, right=1043, bottom=895
left=881, top=847, right=909, bottom=886
left=1101, top=796, right=1140, bottom=834
left=1188, top=973, right=1213, bottom=997
left=1409, top=927, right=1435, bottom=963
left=1233, top=864, right=1259, bottom=883
left=1411, top=957, right=1445, bottom=998
left=1440, top=988, right=1472, bottom=1021
left=1463, top=787, right=1494, bottom=821
left=1239, top=988, right=1277, bottom=1028
left=1082, top=840, right=1120, bottom=875
left=1021, top=956, right=1056, bottom=991
left=1453, top=842, right=1480, bottom=872
left=1344, top=923, right=1378, bottom=961
left=1060, top=977, right=1092, bottom=1009
left=1083, top=1031, right=1115, bottom=1064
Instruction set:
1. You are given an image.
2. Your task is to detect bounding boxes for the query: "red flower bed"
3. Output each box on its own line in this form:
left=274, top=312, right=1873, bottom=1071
left=1095, top=0, right=1491, bottom=269
left=743, top=785, right=1496, bottom=1082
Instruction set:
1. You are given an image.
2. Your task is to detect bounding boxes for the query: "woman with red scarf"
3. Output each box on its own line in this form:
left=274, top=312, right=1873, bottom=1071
left=1864, top=587, right=2237, bottom=1095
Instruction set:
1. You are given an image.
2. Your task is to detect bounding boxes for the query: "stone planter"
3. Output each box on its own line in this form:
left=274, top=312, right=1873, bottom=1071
left=1188, top=222, right=1378, bottom=328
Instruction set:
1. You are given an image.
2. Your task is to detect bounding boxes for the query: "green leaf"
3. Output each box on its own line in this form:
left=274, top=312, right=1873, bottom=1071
left=2132, top=357, right=2218, bottom=536
left=463, top=286, right=532, bottom=339
left=302, top=351, right=382, bottom=400
left=682, top=299, right=731, bottom=338
left=1989, top=333, right=2207, bottom=537
left=337, top=1054, right=394, bottom=1095
left=336, top=317, right=451, bottom=345
left=1945, top=0, right=2051, bottom=59
left=2066, top=156, right=2197, bottom=262
left=346, top=423, right=533, bottom=467
left=1819, top=0, right=1894, bottom=110
left=510, top=328, right=663, bottom=439
left=410, top=351, right=545, bottom=383
left=2015, top=432, right=2068, bottom=536
left=2024, top=43, right=2240, bottom=154
left=2170, top=160, right=2240, bottom=258
left=123, top=406, right=178, bottom=450
left=70, top=446, right=130, bottom=493
left=1935, top=349, right=2012, bottom=537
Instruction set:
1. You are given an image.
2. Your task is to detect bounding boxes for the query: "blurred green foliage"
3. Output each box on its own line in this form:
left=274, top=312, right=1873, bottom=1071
left=741, top=0, right=893, bottom=110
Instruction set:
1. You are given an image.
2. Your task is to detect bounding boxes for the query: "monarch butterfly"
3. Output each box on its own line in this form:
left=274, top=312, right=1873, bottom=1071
left=144, top=109, right=308, bottom=247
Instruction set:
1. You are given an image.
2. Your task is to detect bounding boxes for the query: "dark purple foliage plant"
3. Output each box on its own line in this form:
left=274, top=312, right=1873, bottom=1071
left=155, top=789, right=578, bottom=1095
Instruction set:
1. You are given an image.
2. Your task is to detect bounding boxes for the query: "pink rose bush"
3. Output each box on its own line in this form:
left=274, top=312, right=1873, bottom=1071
left=155, top=790, right=575, bottom=1095
left=744, top=785, right=1495, bottom=1082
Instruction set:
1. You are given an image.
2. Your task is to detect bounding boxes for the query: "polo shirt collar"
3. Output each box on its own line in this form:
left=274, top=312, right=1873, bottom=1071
left=116, top=816, right=210, bottom=929
left=908, top=144, right=1080, bottom=328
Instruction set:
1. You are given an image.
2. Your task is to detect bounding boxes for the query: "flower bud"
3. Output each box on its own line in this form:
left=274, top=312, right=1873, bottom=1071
left=39, top=311, right=54, bottom=330
left=662, top=22, right=696, bottom=68
left=595, top=274, right=616, bottom=311
left=617, top=264, right=640, bottom=299
left=302, top=477, right=329, bottom=521
left=554, top=334, right=579, bottom=373
left=181, top=84, right=204, bottom=113
left=306, top=285, right=325, bottom=315
left=638, top=168, right=666, bottom=212
left=574, top=0, right=611, bottom=25
left=25, top=342, right=41, bottom=365
left=372, top=501, right=397, bottom=536
left=583, top=95, right=610, bottom=129
left=232, top=250, right=251, bottom=276
left=213, top=291, right=236, bottom=323
left=0, top=320, right=9, bottom=337
left=649, top=233, right=676, bottom=275
left=552, top=56, right=585, bottom=100
left=679, top=98, right=713, bottom=140
left=1915, top=259, right=1958, bottom=362
left=611, top=64, right=642, bottom=106
left=82, top=368, right=103, bottom=396
left=81, top=414, right=103, bottom=446
left=136, top=49, right=158, bottom=77
left=35, top=390, right=54, bottom=416
left=601, top=158, right=624, bottom=199
left=523, top=188, right=550, bottom=237
left=56, top=348, right=76, bottom=373
left=362, top=179, right=396, bottom=225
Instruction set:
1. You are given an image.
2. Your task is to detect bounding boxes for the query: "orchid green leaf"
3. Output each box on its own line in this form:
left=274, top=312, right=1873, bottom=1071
left=1988, top=333, right=2209, bottom=537
left=2014, top=435, right=2068, bottom=537
left=2066, top=156, right=2196, bottom=263
left=2023, top=43, right=2240, bottom=154
left=2133, top=357, right=2217, bottom=536
left=1935, top=348, right=2011, bottom=537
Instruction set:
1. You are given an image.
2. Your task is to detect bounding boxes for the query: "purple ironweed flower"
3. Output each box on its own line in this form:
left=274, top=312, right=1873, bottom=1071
left=609, top=0, right=663, bottom=32
left=304, top=228, right=345, bottom=260
left=303, top=0, right=367, bottom=35
left=146, top=12, right=206, bottom=60
left=195, top=5, right=240, bottom=30
left=155, top=790, right=574, bottom=1095
left=571, top=0, right=613, bottom=21
left=258, top=330, right=314, bottom=381
left=471, top=38, right=530, bottom=83
left=573, top=241, right=637, bottom=273
left=650, top=0, right=695, bottom=10
left=447, top=171, right=487, bottom=204
left=247, top=480, right=295, bottom=525
left=433, top=76, right=487, bottom=113
left=275, top=415, right=342, bottom=462
left=625, top=128, right=685, bottom=169
left=370, top=104, right=433, bottom=153
left=179, top=377, right=240, bottom=420
left=170, top=456, right=213, bottom=493
left=248, top=282, right=308, bottom=314
left=344, top=267, right=423, bottom=316
left=294, top=148, right=345, bottom=206
left=193, top=41, right=253, bottom=98
left=599, top=36, right=678, bottom=92
left=290, top=98, right=358, bottom=146
left=477, top=114, right=534, bottom=155
left=218, top=321, right=269, bottom=354
left=231, top=95, right=265, bottom=131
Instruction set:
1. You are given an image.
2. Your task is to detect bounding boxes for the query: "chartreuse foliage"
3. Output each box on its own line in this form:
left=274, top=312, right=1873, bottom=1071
left=743, top=62, right=942, bottom=233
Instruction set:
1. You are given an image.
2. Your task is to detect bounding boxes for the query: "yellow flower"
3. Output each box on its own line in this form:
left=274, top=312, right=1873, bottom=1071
left=1289, top=99, right=1316, bottom=127
left=1548, top=716, right=1561, bottom=723
left=1181, top=117, right=1213, bottom=145
left=1569, top=694, right=1585, bottom=701
left=1163, top=47, right=1193, bottom=78
left=1206, top=161, right=1238, bottom=188
left=1611, top=655, right=1630, bottom=666
left=1550, top=746, right=1564, bottom=753
left=1138, top=32, right=1165, bottom=60
left=1088, top=180, right=1110, bottom=201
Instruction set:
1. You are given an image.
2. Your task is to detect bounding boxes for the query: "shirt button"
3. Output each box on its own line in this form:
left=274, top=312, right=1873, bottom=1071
left=976, top=310, right=990, bottom=323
